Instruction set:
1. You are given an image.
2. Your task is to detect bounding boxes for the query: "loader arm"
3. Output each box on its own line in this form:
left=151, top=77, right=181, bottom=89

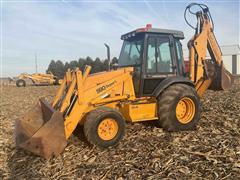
left=15, top=66, right=135, bottom=158
left=187, top=3, right=233, bottom=97
left=59, top=67, right=135, bottom=138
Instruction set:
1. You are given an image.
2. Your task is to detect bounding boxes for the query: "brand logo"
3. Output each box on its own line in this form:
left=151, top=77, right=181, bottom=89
left=96, top=81, right=116, bottom=94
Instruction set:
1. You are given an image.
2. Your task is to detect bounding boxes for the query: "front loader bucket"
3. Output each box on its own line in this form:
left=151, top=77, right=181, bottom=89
left=15, top=98, right=67, bottom=159
left=209, top=63, right=234, bottom=91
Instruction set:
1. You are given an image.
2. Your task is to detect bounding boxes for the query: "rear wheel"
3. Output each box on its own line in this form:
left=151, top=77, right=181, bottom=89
left=84, top=107, right=125, bottom=148
left=157, top=84, right=201, bottom=131
left=16, top=79, right=26, bottom=87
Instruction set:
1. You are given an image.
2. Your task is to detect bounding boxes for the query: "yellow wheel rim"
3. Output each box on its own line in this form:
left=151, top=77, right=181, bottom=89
left=176, top=97, right=195, bottom=124
left=97, top=118, right=118, bottom=141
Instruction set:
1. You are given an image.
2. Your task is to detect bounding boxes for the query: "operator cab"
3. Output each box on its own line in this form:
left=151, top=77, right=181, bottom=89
left=118, top=24, right=186, bottom=97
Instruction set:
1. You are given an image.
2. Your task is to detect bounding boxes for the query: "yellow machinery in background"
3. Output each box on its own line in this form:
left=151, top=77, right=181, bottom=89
left=16, top=72, right=59, bottom=87
left=15, top=3, right=233, bottom=158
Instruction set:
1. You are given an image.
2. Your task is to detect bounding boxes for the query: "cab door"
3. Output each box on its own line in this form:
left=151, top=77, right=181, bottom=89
left=118, top=35, right=144, bottom=97
left=140, top=34, right=178, bottom=96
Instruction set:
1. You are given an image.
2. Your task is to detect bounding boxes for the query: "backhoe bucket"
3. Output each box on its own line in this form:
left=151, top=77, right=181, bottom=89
left=209, top=63, right=234, bottom=91
left=14, top=98, right=67, bottom=159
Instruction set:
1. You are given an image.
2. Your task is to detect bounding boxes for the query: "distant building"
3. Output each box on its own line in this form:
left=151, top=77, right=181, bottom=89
left=183, top=44, right=240, bottom=75
left=221, top=45, right=240, bottom=75
left=0, top=77, right=14, bottom=85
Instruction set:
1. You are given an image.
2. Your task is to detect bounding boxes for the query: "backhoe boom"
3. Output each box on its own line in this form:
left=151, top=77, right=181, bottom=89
left=187, top=4, right=233, bottom=97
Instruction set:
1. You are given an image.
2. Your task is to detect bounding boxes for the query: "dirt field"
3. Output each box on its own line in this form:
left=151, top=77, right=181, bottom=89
left=0, top=81, right=239, bottom=179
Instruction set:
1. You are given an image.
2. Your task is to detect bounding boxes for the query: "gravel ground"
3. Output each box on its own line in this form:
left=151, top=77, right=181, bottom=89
left=0, top=80, right=239, bottom=179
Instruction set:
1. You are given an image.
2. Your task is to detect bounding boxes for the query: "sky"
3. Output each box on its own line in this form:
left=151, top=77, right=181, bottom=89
left=1, top=0, right=239, bottom=77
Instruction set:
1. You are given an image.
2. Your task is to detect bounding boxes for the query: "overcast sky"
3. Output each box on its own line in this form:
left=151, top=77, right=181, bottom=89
left=1, top=0, right=239, bottom=77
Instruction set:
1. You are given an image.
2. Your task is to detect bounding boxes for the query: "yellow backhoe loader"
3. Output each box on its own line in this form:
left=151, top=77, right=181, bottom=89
left=15, top=3, right=233, bottom=159
left=16, top=72, right=59, bottom=87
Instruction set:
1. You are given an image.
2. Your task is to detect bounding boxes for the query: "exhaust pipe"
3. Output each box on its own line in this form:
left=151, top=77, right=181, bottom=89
left=104, top=43, right=111, bottom=71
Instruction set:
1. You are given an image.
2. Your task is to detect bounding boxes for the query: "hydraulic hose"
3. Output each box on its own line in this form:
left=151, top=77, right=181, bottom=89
left=184, top=3, right=214, bottom=31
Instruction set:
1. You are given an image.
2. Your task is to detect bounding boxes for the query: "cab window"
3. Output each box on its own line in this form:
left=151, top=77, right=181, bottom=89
left=147, top=36, right=173, bottom=73
left=118, top=36, right=143, bottom=67
left=175, top=40, right=185, bottom=74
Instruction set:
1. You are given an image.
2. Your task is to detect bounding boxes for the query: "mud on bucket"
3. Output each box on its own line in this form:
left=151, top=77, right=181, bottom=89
left=14, top=98, right=67, bottom=159
left=209, top=62, right=234, bottom=91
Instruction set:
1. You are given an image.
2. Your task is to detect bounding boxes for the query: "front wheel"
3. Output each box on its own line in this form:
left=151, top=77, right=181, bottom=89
left=157, top=84, right=201, bottom=131
left=16, top=79, right=26, bottom=87
left=84, top=107, right=125, bottom=148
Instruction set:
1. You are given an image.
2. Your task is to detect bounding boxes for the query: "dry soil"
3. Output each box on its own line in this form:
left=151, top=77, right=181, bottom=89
left=0, top=80, right=239, bottom=179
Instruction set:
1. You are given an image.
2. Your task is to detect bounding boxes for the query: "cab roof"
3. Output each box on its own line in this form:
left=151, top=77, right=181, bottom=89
left=121, top=24, right=184, bottom=40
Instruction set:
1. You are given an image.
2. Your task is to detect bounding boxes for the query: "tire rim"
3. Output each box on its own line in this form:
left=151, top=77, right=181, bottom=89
left=97, top=118, right=118, bottom=141
left=176, top=97, right=195, bottom=124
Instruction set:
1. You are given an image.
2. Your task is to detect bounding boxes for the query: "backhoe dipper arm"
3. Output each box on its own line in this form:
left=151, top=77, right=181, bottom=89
left=187, top=3, right=233, bottom=97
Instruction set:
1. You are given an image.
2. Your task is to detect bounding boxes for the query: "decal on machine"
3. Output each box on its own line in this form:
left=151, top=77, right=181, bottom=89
left=96, top=80, right=117, bottom=94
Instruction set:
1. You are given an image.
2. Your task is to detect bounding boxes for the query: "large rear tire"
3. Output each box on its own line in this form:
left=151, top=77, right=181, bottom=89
left=16, top=79, right=26, bottom=87
left=157, top=84, right=201, bottom=131
left=84, top=107, right=125, bottom=148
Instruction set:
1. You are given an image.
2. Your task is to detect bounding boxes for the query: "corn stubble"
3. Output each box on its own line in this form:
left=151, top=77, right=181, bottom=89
left=0, top=79, right=239, bottom=179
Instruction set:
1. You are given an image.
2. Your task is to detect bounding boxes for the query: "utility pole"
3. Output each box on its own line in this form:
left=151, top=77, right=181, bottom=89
left=35, top=53, right=38, bottom=73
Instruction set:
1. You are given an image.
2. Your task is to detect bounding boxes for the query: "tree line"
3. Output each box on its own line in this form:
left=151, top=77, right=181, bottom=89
left=46, top=56, right=118, bottom=78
